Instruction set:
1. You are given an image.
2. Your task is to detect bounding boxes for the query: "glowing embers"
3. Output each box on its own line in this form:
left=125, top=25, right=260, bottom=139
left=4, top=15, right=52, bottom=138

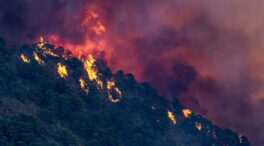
left=195, top=122, right=202, bottom=131
left=57, top=63, right=68, bottom=78
left=79, top=77, right=89, bottom=94
left=20, top=54, right=30, bottom=63
left=107, top=80, right=122, bottom=103
left=182, top=108, right=192, bottom=118
left=167, top=111, right=176, bottom=125
left=33, top=52, right=45, bottom=65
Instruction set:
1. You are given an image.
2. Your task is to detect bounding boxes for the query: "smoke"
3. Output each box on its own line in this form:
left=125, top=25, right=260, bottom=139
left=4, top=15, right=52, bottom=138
left=0, top=0, right=264, bottom=145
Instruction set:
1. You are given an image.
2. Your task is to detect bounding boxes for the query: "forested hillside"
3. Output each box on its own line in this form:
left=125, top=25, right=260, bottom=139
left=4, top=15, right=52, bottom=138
left=0, top=37, right=250, bottom=146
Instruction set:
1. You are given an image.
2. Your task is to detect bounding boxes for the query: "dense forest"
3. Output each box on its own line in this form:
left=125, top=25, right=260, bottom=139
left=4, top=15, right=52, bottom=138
left=0, top=37, right=250, bottom=146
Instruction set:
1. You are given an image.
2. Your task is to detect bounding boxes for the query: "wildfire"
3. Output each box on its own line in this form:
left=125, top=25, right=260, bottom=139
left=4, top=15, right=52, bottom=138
left=82, top=55, right=104, bottom=89
left=57, top=63, right=68, bottom=78
left=33, top=52, right=45, bottom=65
left=107, top=80, right=115, bottom=89
left=96, top=79, right=104, bottom=89
left=20, top=54, right=30, bottom=63
left=79, top=77, right=89, bottom=94
left=167, top=111, right=176, bottom=125
left=36, top=37, right=60, bottom=57
left=37, top=37, right=45, bottom=49
left=107, top=80, right=122, bottom=103
left=43, top=49, right=59, bottom=57
left=182, top=108, right=192, bottom=118
left=83, top=55, right=97, bottom=81
left=46, top=9, right=109, bottom=58
left=195, top=122, right=202, bottom=131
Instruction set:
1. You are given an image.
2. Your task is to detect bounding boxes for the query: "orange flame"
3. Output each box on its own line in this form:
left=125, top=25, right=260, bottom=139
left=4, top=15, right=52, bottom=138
left=182, top=108, right=192, bottom=118
left=33, top=52, right=45, bottom=65
left=46, top=9, right=109, bottom=58
left=83, top=55, right=97, bottom=80
left=79, top=77, right=89, bottom=94
left=43, top=49, right=59, bottom=57
left=167, top=111, right=176, bottom=125
left=20, top=54, right=30, bottom=63
left=37, top=37, right=45, bottom=49
left=107, top=80, right=122, bottom=103
left=82, top=55, right=104, bottom=89
left=57, top=63, right=68, bottom=78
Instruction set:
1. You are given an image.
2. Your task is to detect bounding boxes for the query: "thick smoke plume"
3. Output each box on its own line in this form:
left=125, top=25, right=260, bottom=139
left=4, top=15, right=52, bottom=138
left=1, top=0, right=264, bottom=145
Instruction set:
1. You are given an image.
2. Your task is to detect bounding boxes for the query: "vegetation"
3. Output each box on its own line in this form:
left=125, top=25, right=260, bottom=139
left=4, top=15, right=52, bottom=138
left=0, top=37, right=250, bottom=146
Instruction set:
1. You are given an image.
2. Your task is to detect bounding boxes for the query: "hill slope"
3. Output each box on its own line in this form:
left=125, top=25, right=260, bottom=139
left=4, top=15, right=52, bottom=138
left=0, top=37, right=250, bottom=146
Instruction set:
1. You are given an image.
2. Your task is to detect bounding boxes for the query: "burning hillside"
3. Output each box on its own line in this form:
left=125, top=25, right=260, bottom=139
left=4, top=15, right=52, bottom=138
left=0, top=37, right=250, bottom=145
left=0, top=0, right=263, bottom=145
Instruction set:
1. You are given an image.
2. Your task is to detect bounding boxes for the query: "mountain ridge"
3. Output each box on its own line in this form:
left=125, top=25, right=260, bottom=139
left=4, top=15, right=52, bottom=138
left=0, top=37, right=250, bottom=146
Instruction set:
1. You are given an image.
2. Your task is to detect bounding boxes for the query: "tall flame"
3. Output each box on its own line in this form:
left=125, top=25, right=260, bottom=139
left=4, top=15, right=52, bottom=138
left=20, top=54, right=30, bottom=63
left=46, top=10, right=109, bottom=58
left=57, top=63, right=68, bottom=78
left=83, top=55, right=97, bottom=81
left=37, top=37, right=60, bottom=57
left=83, top=55, right=104, bottom=89
left=167, top=111, right=176, bottom=125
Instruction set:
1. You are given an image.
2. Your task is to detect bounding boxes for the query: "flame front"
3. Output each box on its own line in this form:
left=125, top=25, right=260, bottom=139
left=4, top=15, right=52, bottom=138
left=79, top=77, right=89, bottom=94
left=57, top=63, right=68, bottom=78
left=107, top=80, right=122, bottom=103
left=20, top=54, right=30, bottom=63
left=33, top=52, right=45, bottom=65
left=83, top=55, right=104, bottom=89
left=43, top=49, right=59, bottom=57
left=167, top=111, right=176, bottom=125
left=37, top=37, right=60, bottom=57
left=182, top=108, right=192, bottom=118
